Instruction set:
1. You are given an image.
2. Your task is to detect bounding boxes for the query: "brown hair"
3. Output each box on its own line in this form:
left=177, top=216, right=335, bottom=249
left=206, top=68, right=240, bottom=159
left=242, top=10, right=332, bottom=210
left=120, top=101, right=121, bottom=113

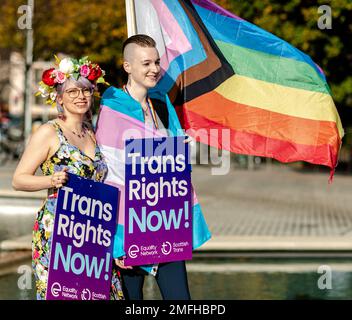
left=122, top=34, right=156, bottom=53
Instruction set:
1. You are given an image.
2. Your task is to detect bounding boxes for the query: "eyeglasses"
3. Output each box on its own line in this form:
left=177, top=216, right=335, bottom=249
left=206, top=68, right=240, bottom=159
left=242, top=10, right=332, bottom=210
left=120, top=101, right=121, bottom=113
left=64, top=88, right=93, bottom=99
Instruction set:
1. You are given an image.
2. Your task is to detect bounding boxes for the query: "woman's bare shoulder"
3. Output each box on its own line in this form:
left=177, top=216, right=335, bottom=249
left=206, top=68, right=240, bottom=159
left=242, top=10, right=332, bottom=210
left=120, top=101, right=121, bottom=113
left=30, top=121, right=58, bottom=143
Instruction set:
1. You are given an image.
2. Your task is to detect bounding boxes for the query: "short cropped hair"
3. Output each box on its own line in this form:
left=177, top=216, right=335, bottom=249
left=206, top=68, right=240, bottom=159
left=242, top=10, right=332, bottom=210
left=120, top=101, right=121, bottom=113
left=122, top=34, right=156, bottom=53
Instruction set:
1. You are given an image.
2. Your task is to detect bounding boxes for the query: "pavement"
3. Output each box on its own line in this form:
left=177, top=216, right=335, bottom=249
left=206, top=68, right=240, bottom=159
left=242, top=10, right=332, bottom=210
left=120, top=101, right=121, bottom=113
left=1, top=160, right=352, bottom=255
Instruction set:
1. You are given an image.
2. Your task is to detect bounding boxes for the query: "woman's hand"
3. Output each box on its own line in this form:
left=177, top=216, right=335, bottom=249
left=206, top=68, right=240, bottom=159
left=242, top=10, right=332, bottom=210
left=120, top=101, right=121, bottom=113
left=115, top=256, right=133, bottom=270
left=50, top=167, right=69, bottom=188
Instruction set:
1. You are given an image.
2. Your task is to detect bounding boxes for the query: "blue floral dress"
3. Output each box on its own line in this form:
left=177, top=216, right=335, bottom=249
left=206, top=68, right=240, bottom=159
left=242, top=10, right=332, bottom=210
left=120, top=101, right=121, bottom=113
left=32, top=120, right=124, bottom=300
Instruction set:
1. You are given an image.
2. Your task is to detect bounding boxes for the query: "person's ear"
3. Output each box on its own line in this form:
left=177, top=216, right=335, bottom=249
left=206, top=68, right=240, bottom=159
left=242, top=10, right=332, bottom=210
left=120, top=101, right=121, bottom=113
left=123, top=61, right=131, bottom=74
left=56, top=94, right=63, bottom=106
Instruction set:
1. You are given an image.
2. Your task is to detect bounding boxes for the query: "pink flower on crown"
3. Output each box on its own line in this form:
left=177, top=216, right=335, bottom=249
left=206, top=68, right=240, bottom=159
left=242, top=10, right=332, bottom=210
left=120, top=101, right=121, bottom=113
left=80, top=64, right=90, bottom=78
left=52, top=70, right=66, bottom=84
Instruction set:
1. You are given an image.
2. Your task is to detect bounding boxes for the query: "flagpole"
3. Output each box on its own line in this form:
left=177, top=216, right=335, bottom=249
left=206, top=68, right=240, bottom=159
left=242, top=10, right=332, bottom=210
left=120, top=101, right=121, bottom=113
left=125, top=0, right=137, bottom=37
left=24, top=0, right=34, bottom=144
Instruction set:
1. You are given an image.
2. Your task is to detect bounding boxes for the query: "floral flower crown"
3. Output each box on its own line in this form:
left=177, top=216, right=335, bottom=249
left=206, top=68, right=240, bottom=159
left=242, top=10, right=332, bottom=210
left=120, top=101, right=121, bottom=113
left=36, top=55, right=109, bottom=106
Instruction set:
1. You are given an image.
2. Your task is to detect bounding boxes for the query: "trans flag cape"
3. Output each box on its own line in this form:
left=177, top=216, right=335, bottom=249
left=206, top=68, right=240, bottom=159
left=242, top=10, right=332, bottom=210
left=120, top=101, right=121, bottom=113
left=95, top=87, right=211, bottom=275
left=133, top=0, right=344, bottom=178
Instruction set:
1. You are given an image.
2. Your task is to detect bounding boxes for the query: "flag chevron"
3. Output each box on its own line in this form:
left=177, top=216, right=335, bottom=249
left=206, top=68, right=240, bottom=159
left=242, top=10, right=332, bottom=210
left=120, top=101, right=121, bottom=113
left=133, top=0, right=343, bottom=176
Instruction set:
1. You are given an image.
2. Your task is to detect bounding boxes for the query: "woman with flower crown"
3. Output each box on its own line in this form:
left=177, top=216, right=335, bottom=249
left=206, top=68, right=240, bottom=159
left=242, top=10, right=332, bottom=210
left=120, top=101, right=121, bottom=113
left=12, top=55, right=124, bottom=300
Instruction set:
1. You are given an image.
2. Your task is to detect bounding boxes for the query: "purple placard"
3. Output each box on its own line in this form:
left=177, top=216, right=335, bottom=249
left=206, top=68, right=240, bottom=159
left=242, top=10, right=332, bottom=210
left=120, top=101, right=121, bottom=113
left=46, top=173, right=119, bottom=300
left=124, top=136, right=192, bottom=266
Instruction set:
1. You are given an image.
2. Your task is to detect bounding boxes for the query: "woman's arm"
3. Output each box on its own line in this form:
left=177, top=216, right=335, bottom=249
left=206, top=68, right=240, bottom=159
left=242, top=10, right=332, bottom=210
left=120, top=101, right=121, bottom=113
left=12, top=124, right=64, bottom=191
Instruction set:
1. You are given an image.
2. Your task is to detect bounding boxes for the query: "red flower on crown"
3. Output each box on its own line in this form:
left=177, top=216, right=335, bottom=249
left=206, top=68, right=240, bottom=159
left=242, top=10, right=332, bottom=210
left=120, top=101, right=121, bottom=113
left=88, top=64, right=103, bottom=81
left=42, top=68, right=56, bottom=86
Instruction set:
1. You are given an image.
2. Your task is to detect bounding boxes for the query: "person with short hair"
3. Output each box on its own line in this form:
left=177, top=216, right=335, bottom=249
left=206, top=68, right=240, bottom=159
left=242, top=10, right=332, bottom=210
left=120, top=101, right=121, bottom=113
left=95, top=34, right=211, bottom=300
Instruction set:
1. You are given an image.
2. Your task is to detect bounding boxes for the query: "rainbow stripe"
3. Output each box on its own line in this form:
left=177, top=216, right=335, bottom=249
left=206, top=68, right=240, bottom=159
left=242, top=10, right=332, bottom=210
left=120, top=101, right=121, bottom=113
left=133, top=0, right=343, bottom=175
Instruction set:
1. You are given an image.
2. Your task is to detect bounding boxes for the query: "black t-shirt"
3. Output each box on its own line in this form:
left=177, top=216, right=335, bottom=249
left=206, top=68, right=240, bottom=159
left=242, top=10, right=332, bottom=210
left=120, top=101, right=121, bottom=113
left=150, top=98, right=169, bottom=129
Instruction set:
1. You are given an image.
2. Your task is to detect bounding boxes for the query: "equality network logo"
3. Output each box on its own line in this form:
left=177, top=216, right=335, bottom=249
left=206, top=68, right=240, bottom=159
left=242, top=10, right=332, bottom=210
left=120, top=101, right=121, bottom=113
left=128, top=244, right=140, bottom=258
left=51, top=282, right=62, bottom=298
left=128, top=242, right=172, bottom=258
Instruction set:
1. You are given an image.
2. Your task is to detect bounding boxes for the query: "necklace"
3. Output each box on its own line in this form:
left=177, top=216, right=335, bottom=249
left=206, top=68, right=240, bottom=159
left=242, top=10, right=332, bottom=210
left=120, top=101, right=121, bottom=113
left=71, top=124, right=87, bottom=139
left=123, top=85, right=159, bottom=129
left=60, top=121, right=87, bottom=139
left=140, top=103, right=149, bottom=117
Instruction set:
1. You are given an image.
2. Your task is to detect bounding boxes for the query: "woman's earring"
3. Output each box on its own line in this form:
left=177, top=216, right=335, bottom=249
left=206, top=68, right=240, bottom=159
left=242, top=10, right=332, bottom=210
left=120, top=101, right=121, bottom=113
left=57, top=104, right=66, bottom=121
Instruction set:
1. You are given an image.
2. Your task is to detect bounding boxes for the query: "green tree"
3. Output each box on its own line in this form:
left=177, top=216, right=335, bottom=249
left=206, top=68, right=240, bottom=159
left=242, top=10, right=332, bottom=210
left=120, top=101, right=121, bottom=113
left=0, top=0, right=127, bottom=85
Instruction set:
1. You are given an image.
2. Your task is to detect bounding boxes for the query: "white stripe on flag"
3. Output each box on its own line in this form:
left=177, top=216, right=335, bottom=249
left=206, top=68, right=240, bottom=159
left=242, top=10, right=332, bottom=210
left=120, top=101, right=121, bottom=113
left=100, top=144, right=125, bottom=186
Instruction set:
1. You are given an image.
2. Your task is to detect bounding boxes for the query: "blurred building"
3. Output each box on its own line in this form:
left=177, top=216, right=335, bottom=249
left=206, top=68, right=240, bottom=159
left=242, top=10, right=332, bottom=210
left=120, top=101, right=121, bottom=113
left=0, top=49, right=11, bottom=115
left=0, top=50, right=56, bottom=122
